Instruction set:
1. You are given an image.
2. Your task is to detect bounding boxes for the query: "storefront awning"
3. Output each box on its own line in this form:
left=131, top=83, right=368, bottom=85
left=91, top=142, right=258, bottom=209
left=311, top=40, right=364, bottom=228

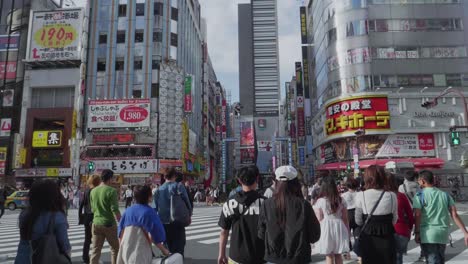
left=316, top=158, right=444, bottom=171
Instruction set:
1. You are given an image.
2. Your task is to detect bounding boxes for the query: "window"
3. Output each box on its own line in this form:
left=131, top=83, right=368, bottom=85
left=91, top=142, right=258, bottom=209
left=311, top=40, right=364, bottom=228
left=153, top=31, right=162, bottom=42
left=170, top=33, right=178, bottom=47
left=152, top=60, right=160, bottom=69
left=132, top=90, right=142, bottom=98
left=171, top=7, right=178, bottom=21
left=151, top=83, right=159, bottom=98
left=99, top=33, right=107, bottom=44
left=115, top=60, right=125, bottom=71
left=136, top=3, right=145, bottom=16
left=446, top=74, right=461, bottom=86
left=97, top=61, right=106, bottom=71
left=134, top=60, right=142, bottom=70
left=135, top=31, right=144, bottom=43
left=31, top=87, right=74, bottom=108
left=118, top=4, right=126, bottom=17
left=117, top=31, right=126, bottom=43
left=154, top=2, right=163, bottom=16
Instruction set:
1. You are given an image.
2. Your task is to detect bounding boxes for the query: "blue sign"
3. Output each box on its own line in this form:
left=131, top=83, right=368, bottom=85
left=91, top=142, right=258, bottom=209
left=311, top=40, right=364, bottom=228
left=299, top=147, right=305, bottom=166
left=0, top=35, right=20, bottom=51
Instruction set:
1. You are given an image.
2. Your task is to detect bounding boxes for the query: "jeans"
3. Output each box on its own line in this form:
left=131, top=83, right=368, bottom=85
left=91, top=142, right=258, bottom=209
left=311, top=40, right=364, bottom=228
left=0, top=204, right=4, bottom=219
left=421, top=243, right=446, bottom=264
left=395, top=234, right=410, bottom=264
left=164, top=223, right=186, bottom=256
left=82, top=222, right=92, bottom=263
left=90, top=224, right=120, bottom=264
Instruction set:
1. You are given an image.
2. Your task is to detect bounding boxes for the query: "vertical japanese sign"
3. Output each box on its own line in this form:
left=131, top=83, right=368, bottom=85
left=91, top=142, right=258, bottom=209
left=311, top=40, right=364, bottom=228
left=240, top=121, right=254, bottom=147
left=0, top=62, right=17, bottom=79
left=302, top=46, right=310, bottom=98
left=184, top=75, right=193, bottom=113
left=325, top=95, right=391, bottom=139
left=300, top=7, right=307, bottom=44
left=296, top=62, right=305, bottom=144
left=28, top=9, right=83, bottom=61
left=221, top=99, right=227, bottom=139
left=0, top=147, right=7, bottom=176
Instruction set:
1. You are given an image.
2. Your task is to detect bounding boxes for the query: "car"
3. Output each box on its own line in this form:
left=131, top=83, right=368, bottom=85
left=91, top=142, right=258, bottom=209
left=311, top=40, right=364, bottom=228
left=4, top=190, right=29, bottom=210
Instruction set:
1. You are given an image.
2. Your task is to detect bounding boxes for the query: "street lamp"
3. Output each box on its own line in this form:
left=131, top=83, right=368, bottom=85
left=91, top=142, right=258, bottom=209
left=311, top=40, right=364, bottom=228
left=421, top=87, right=468, bottom=126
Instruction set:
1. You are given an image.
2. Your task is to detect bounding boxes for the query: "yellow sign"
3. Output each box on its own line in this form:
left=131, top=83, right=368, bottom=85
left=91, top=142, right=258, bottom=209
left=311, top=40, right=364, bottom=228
left=46, top=168, right=59, bottom=177
left=0, top=147, right=7, bottom=161
left=20, top=148, right=27, bottom=164
left=33, top=24, right=77, bottom=49
left=72, top=110, right=77, bottom=138
left=32, top=130, right=63, bottom=148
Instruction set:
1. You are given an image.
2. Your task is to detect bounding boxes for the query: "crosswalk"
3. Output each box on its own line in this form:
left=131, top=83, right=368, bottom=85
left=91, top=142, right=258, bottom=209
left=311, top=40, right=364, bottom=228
left=1, top=206, right=467, bottom=263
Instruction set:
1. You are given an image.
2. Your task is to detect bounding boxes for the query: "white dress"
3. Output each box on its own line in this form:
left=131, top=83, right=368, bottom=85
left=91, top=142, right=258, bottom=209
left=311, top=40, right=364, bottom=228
left=315, top=198, right=350, bottom=255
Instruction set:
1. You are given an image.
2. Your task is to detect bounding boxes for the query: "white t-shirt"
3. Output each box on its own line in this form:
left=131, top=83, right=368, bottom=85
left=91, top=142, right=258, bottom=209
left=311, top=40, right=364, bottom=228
left=125, top=189, right=133, bottom=198
left=354, top=189, right=398, bottom=226
left=341, top=191, right=357, bottom=210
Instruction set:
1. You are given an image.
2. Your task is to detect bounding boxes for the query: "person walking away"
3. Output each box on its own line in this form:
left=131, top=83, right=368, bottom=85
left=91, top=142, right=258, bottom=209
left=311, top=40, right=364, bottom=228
left=154, top=167, right=193, bottom=256
left=117, top=185, right=170, bottom=263
left=399, top=171, right=420, bottom=201
left=90, top=169, right=121, bottom=264
left=0, top=185, right=6, bottom=222
left=341, top=178, right=359, bottom=260
left=79, top=175, right=101, bottom=264
left=258, top=165, right=321, bottom=264
left=315, top=177, right=350, bottom=264
left=217, top=165, right=266, bottom=264
left=263, top=179, right=276, bottom=199
left=194, top=189, right=202, bottom=204
left=355, top=165, right=398, bottom=264
left=213, top=187, right=220, bottom=205
left=124, top=186, right=133, bottom=209
left=205, top=187, right=212, bottom=206
left=386, top=173, right=414, bottom=264
left=311, top=178, right=323, bottom=204
left=413, top=170, right=468, bottom=264
left=15, top=179, right=71, bottom=264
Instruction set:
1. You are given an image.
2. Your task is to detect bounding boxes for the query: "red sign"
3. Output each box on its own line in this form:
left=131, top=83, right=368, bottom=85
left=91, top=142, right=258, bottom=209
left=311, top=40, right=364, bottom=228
left=184, top=95, right=192, bottom=113
left=240, top=122, right=254, bottom=147
left=0, top=61, right=16, bottom=79
left=325, top=95, right=390, bottom=138
left=120, top=105, right=148, bottom=123
left=418, top=134, right=435, bottom=151
left=93, top=134, right=136, bottom=144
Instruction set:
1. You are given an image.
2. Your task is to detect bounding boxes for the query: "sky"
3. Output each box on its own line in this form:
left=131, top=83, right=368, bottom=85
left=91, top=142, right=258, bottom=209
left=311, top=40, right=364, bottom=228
left=73, top=0, right=303, bottom=103
left=199, top=0, right=303, bottom=103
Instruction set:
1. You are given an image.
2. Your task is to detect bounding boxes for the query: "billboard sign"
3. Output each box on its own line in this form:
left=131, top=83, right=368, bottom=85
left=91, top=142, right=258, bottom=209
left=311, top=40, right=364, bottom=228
left=184, top=76, right=192, bottom=113
left=257, top=141, right=272, bottom=152
left=92, top=159, right=159, bottom=174
left=0, top=35, right=20, bottom=51
left=0, top=62, right=17, bottom=80
left=376, top=134, right=435, bottom=157
left=88, top=99, right=150, bottom=129
left=325, top=95, right=390, bottom=139
left=2, top=89, right=14, bottom=107
left=0, top=118, right=12, bottom=137
left=240, top=148, right=255, bottom=164
left=300, top=7, right=307, bottom=44
left=92, top=134, right=135, bottom=144
left=0, top=147, right=6, bottom=176
left=28, top=9, right=83, bottom=61
left=240, top=121, right=254, bottom=147
left=32, top=130, right=63, bottom=148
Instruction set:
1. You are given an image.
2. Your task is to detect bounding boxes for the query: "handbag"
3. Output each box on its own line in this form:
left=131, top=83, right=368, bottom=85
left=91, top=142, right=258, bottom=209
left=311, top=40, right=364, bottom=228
left=170, top=183, right=191, bottom=227
left=353, top=191, right=386, bottom=256
left=31, top=213, right=71, bottom=264
left=151, top=253, right=184, bottom=264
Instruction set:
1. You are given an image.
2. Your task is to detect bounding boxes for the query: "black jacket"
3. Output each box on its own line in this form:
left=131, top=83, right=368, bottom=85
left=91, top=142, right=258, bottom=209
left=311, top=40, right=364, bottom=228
left=78, top=188, right=93, bottom=225
left=258, top=196, right=320, bottom=264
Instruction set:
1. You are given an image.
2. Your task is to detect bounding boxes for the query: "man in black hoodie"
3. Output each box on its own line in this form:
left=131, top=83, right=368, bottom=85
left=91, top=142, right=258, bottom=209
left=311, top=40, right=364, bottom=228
left=218, top=165, right=265, bottom=264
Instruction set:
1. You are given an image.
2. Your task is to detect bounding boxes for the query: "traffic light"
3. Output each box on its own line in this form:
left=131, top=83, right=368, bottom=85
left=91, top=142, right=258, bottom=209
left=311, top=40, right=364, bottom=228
left=346, top=162, right=352, bottom=172
left=450, top=131, right=461, bottom=146
left=88, top=161, right=95, bottom=173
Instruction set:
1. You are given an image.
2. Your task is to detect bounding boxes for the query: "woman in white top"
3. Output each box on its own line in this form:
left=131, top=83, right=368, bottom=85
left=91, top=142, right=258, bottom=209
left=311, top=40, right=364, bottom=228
left=355, top=165, right=398, bottom=264
left=315, top=177, right=350, bottom=264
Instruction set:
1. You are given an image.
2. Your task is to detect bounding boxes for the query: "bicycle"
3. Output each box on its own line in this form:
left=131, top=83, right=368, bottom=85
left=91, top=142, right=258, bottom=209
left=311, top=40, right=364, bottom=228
left=447, top=176, right=467, bottom=202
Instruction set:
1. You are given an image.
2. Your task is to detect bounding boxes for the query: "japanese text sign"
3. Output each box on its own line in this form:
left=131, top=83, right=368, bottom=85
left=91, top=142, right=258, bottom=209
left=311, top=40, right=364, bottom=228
left=0, top=62, right=17, bottom=80
left=0, top=35, right=20, bottom=51
left=376, top=134, right=435, bottom=157
left=0, top=118, right=12, bottom=137
left=88, top=99, right=150, bottom=129
left=184, top=76, right=192, bottom=113
left=325, top=95, right=390, bottom=138
left=32, top=130, right=63, bottom=148
left=28, top=9, right=83, bottom=61
left=93, top=159, right=159, bottom=174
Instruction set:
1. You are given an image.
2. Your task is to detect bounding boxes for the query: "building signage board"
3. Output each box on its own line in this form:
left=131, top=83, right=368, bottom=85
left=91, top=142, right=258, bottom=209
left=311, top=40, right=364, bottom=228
left=325, top=95, right=390, bottom=139
left=0, top=118, right=12, bottom=137
left=92, top=159, right=159, bottom=174
left=159, top=159, right=183, bottom=172
left=300, top=7, right=307, bottom=44
left=184, top=76, right=193, bottom=113
left=28, top=9, right=83, bottom=61
left=221, top=99, right=227, bottom=139
left=2, top=89, right=14, bottom=107
left=0, top=35, right=20, bottom=51
left=88, top=99, right=150, bottom=129
left=376, top=134, right=435, bottom=157
left=0, top=147, right=7, bottom=176
left=297, top=108, right=306, bottom=138
left=240, top=148, right=255, bottom=164
left=32, top=130, right=63, bottom=148
left=257, top=141, right=272, bottom=152
left=298, top=147, right=305, bottom=166
left=302, top=46, right=310, bottom=98
left=0, top=61, right=17, bottom=79
left=240, top=121, right=254, bottom=147
left=93, top=134, right=135, bottom=144
left=15, top=168, right=72, bottom=177
left=188, top=129, right=197, bottom=155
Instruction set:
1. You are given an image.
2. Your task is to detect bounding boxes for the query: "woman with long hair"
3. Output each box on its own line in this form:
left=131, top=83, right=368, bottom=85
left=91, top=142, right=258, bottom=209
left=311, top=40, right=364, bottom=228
left=315, top=177, right=350, bottom=264
left=15, top=179, right=70, bottom=264
left=386, top=173, right=414, bottom=264
left=258, top=166, right=321, bottom=264
left=354, top=165, right=398, bottom=264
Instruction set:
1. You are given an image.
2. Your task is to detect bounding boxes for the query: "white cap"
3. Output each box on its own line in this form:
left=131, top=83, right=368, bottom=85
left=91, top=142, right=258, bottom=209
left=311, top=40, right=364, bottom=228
left=275, top=166, right=298, bottom=181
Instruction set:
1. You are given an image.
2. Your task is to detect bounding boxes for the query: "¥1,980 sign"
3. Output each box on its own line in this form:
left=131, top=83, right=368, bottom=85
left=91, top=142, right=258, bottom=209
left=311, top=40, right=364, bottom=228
left=325, top=94, right=391, bottom=139
left=88, top=99, right=150, bottom=129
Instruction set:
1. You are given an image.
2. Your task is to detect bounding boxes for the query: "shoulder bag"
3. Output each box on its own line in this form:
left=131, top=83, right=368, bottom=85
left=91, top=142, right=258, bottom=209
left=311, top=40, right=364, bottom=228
left=31, top=213, right=71, bottom=264
left=353, top=191, right=386, bottom=256
left=170, top=183, right=191, bottom=227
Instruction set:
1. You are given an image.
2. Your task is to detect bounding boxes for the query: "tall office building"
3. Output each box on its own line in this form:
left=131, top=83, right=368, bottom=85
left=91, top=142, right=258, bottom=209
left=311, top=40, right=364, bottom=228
left=306, top=1, right=468, bottom=177
left=238, top=0, right=280, bottom=175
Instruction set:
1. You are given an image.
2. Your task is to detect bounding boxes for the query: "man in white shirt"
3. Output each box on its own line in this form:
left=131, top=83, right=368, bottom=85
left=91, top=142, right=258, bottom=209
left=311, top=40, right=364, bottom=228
left=125, top=186, right=133, bottom=208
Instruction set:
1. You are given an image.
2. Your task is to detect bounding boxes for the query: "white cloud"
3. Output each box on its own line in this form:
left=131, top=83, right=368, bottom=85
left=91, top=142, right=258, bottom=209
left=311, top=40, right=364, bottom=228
left=200, top=0, right=302, bottom=102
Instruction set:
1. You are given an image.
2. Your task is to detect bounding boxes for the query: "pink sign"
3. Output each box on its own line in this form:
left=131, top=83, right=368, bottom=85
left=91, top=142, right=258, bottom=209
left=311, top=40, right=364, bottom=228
left=0, top=61, right=16, bottom=79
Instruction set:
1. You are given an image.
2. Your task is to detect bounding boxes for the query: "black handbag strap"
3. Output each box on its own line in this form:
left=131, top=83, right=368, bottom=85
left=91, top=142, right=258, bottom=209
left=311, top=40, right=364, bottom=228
left=360, top=191, right=385, bottom=235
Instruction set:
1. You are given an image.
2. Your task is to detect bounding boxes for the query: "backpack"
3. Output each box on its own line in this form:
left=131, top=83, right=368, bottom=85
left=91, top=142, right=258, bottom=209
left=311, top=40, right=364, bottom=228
left=169, top=183, right=191, bottom=227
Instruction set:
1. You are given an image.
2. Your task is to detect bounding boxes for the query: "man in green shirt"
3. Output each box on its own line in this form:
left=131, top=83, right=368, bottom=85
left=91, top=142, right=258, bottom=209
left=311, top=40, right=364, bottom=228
left=413, top=170, right=468, bottom=264
left=90, top=169, right=121, bottom=264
